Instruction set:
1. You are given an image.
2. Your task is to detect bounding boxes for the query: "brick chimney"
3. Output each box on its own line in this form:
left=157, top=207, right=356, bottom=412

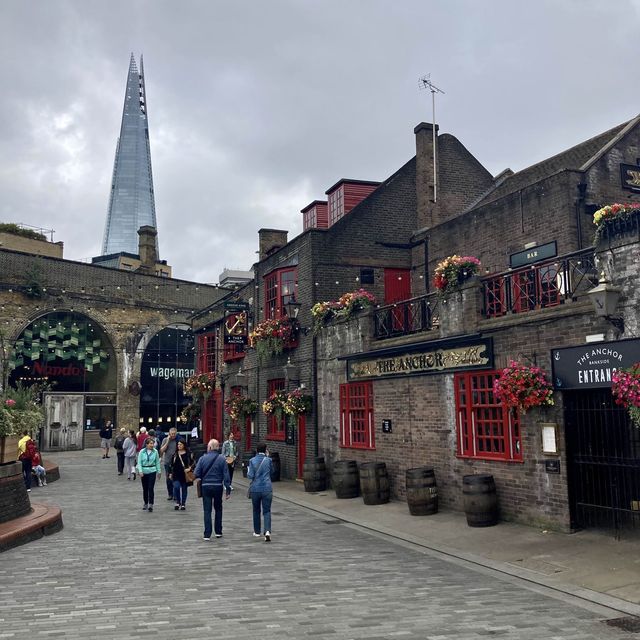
left=258, top=228, right=288, bottom=261
left=137, top=226, right=158, bottom=274
left=415, top=122, right=439, bottom=229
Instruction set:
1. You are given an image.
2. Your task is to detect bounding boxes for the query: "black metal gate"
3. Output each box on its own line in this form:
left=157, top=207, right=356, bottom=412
left=564, top=390, right=640, bottom=534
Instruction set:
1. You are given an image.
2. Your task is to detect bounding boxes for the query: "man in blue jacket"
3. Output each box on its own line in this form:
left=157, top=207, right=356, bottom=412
left=194, top=439, right=231, bottom=540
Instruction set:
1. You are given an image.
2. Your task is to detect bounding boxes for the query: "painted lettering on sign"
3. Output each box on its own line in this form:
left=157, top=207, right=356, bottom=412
left=33, top=361, right=87, bottom=377
left=348, top=343, right=490, bottom=380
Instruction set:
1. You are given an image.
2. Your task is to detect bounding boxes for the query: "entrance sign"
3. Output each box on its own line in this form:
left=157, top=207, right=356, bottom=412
left=552, top=338, right=640, bottom=389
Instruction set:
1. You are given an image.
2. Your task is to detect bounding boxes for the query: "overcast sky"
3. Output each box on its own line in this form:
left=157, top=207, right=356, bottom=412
left=2, top=1, right=639, bottom=283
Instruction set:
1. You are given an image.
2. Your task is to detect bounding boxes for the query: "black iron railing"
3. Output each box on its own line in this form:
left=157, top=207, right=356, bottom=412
left=481, top=248, right=598, bottom=318
left=373, top=293, right=440, bottom=340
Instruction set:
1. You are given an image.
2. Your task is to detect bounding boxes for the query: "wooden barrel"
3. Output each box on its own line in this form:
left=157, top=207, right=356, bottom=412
left=270, top=451, right=281, bottom=482
left=406, top=467, right=438, bottom=515
left=359, top=462, right=390, bottom=505
left=333, top=460, right=359, bottom=498
left=463, top=474, right=498, bottom=527
left=241, top=452, right=254, bottom=478
left=303, top=456, right=327, bottom=492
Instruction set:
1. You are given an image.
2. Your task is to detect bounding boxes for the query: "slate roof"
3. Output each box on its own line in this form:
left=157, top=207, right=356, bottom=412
left=468, top=119, right=633, bottom=211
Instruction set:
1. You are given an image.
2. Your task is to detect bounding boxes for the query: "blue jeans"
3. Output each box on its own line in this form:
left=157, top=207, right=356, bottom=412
left=201, top=485, right=224, bottom=537
left=21, top=458, right=32, bottom=490
left=164, top=464, right=173, bottom=498
left=173, top=479, right=188, bottom=505
left=251, top=490, right=272, bottom=534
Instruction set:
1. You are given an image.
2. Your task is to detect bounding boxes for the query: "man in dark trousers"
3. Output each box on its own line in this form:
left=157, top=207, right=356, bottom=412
left=159, top=427, right=181, bottom=500
left=100, top=420, right=114, bottom=459
left=193, top=439, right=231, bottom=540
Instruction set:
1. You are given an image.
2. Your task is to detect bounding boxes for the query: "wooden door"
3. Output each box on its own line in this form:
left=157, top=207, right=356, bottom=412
left=384, top=268, right=412, bottom=332
left=44, top=394, right=84, bottom=451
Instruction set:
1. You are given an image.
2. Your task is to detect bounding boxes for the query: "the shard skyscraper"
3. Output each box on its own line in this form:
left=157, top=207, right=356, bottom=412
left=101, top=54, right=159, bottom=256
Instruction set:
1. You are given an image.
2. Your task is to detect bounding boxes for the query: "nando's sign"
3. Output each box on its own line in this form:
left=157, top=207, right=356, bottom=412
left=345, top=338, right=493, bottom=381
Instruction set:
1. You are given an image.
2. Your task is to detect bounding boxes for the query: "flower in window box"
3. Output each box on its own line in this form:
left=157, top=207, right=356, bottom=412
left=311, top=289, right=376, bottom=333
left=224, top=394, right=258, bottom=422
left=611, top=363, right=640, bottom=428
left=492, top=360, right=554, bottom=414
left=184, top=372, right=216, bottom=399
left=593, top=203, right=640, bottom=242
left=249, top=318, right=296, bottom=363
left=433, top=255, right=481, bottom=295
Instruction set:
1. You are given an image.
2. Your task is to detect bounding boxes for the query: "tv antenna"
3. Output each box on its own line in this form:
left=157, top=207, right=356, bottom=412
left=419, top=74, right=445, bottom=202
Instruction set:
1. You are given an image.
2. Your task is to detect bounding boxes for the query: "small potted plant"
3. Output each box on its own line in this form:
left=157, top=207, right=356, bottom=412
left=611, top=363, right=640, bottom=428
left=492, top=360, right=554, bottom=414
left=433, top=255, right=481, bottom=295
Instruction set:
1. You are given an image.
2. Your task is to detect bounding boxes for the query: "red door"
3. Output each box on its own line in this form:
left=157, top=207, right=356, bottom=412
left=244, top=415, right=252, bottom=454
left=384, top=268, right=412, bottom=331
left=297, top=414, right=307, bottom=478
left=203, top=390, right=223, bottom=443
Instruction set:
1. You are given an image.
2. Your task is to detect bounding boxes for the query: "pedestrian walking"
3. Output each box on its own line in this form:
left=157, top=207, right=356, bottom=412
left=169, top=440, right=194, bottom=510
left=193, top=439, right=231, bottom=540
left=17, top=430, right=35, bottom=492
left=221, top=431, right=239, bottom=489
left=136, top=426, right=148, bottom=451
left=136, top=437, right=161, bottom=511
left=247, top=442, right=274, bottom=542
left=123, top=429, right=138, bottom=480
left=100, top=420, right=113, bottom=459
left=160, top=427, right=181, bottom=502
left=114, top=428, right=126, bottom=475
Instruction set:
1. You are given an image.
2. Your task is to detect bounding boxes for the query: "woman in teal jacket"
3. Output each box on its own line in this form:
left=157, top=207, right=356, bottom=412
left=136, top=437, right=161, bottom=512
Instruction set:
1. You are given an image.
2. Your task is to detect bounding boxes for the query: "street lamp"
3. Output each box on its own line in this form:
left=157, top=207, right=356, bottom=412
left=587, top=272, right=624, bottom=333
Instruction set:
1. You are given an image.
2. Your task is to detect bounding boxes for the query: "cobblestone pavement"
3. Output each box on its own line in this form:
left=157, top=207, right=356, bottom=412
left=0, top=451, right=632, bottom=639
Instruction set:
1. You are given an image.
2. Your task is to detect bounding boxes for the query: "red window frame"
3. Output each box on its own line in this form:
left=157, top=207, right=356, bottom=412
left=340, top=382, right=375, bottom=449
left=196, top=332, right=216, bottom=374
left=266, top=378, right=286, bottom=440
left=455, top=371, right=522, bottom=461
left=328, top=186, right=344, bottom=226
left=264, top=267, right=298, bottom=320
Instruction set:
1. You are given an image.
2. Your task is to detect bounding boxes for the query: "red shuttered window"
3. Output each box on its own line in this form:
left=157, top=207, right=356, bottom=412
left=455, top=371, right=522, bottom=461
left=340, top=382, right=375, bottom=449
left=264, top=268, right=298, bottom=320
left=266, top=378, right=286, bottom=440
left=197, top=332, right=216, bottom=374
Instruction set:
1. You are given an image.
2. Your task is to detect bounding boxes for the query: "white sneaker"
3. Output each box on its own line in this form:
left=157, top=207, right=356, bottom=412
left=264, top=531, right=271, bottom=542
left=27, top=489, right=31, bottom=492
left=43, top=480, right=47, bottom=486
left=252, top=532, right=262, bottom=538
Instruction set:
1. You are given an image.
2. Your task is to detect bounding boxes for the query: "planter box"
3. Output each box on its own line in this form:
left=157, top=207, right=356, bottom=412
left=0, top=437, right=19, bottom=464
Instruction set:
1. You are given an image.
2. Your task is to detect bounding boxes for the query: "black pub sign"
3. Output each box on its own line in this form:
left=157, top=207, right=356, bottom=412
left=620, top=162, right=640, bottom=192
left=223, top=302, right=249, bottom=346
left=551, top=338, right=640, bottom=390
left=509, top=241, right=557, bottom=269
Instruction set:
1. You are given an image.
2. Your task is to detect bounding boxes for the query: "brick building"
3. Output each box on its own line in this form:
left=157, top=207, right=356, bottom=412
left=0, top=230, right=226, bottom=450
left=195, top=115, right=640, bottom=534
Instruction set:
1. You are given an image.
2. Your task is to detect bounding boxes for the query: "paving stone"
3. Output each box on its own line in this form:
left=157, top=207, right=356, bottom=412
left=0, top=450, right=630, bottom=639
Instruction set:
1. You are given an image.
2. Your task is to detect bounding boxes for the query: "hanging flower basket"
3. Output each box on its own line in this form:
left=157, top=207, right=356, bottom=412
left=311, top=289, right=377, bottom=333
left=282, top=389, right=312, bottom=417
left=224, top=394, right=258, bottom=422
left=262, top=390, right=288, bottom=421
left=433, top=255, right=481, bottom=295
left=611, top=363, right=640, bottom=428
left=179, top=402, right=201, bottom=424
left=493, top=361, right=554, bottom=414
left=593, top=203, right=640, bottom=242
left=249, top=318, right=296, bottom=363
left=184, top=372, right=216, bottom=399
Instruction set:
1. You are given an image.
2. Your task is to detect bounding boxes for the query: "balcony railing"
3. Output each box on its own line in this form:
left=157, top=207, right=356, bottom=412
left=373, top=293, right=440, bottom=340
left=481, top=248, right=598, bottom=318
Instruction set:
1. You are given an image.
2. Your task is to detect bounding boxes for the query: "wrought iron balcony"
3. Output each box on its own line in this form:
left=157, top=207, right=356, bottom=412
left=481, top=248, right=598, bottom=318
left=373, top=293, right=440, bottom=340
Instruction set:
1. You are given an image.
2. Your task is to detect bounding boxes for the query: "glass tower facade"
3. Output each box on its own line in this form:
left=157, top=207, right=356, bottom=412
left=101, top=54, right=159, bottom=256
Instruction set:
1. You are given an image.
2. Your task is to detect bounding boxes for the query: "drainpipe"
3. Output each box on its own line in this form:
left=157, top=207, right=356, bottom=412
left=576, top=177, right=587, bottom=250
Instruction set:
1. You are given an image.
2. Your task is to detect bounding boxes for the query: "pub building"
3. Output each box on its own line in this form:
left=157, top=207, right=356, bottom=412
left=198, top=114, right=640, bottom=534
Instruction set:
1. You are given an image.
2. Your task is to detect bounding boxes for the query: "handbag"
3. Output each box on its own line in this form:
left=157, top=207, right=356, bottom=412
left=246, top=457, right=266, bottom=499
left=179, top=453, right=195, bottom=484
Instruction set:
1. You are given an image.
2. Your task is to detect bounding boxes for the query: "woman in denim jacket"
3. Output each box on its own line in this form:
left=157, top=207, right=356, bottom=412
left=247, top=442, right=274, bottom=542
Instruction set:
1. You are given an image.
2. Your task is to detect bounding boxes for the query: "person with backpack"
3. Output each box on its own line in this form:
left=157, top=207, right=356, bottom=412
left=114, top=428, right=127, bottom=475
left=17, top=431, right=36, bottom=492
